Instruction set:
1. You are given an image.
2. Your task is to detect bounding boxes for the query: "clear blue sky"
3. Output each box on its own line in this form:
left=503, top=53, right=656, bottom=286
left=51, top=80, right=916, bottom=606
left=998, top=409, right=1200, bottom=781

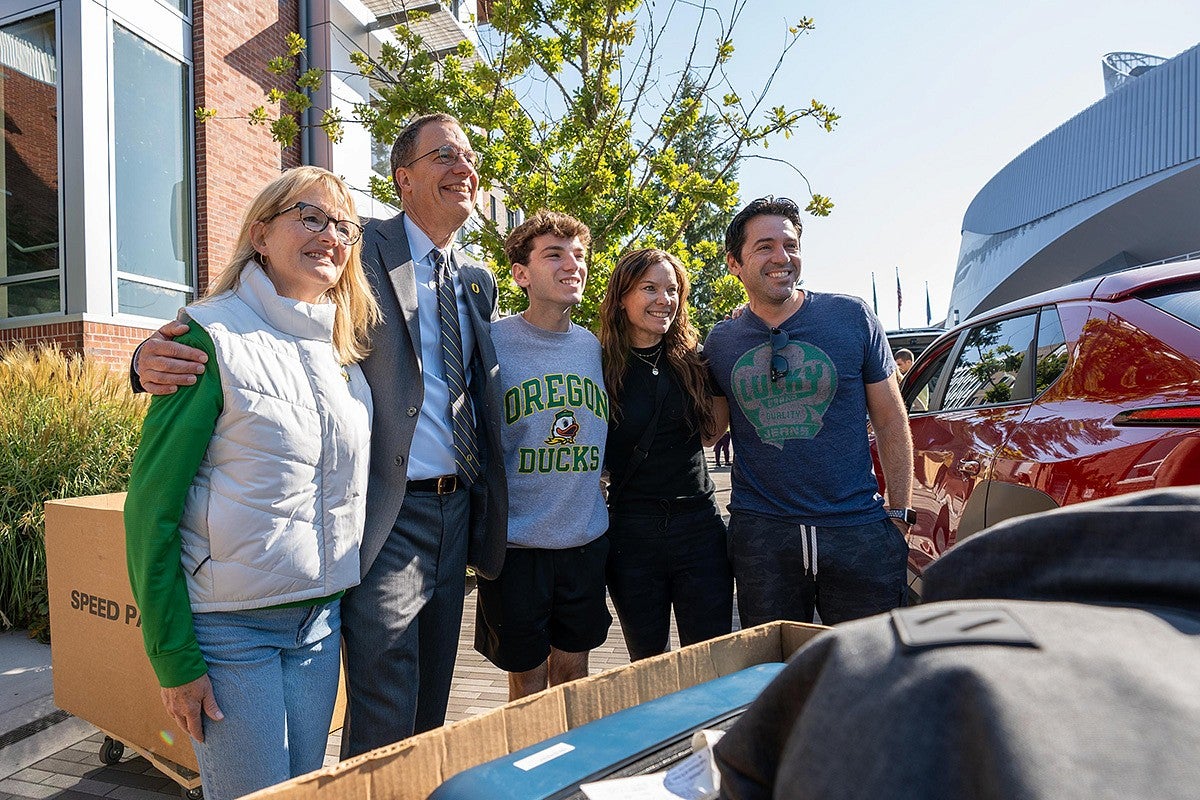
left=710, top=1, right=1200, bottom=328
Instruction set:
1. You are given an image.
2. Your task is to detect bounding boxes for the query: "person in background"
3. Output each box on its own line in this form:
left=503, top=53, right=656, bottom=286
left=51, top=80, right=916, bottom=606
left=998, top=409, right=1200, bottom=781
left=125, top=167, right=377, bottom=800
left=713, top=430, right=733, bottom=468
left=599, top=248, right=734, bottom=661
left=894, top=348, right=914, bottom=382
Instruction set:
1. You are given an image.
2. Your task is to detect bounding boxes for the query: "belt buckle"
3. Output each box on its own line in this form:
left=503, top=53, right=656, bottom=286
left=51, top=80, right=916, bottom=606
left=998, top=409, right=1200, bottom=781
left=436, top=475, right=458, bottom=495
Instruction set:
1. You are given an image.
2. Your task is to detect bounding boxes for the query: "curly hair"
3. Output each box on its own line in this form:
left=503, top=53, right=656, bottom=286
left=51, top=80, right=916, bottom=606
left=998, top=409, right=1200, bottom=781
left=599, top=248, right=715, bottom=436
left=504, top=209, right=592, bottom=267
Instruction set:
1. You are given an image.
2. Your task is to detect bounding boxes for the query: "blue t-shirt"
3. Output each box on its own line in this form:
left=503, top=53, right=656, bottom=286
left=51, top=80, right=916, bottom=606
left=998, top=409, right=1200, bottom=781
left=703, top=291, right=895, bottom=525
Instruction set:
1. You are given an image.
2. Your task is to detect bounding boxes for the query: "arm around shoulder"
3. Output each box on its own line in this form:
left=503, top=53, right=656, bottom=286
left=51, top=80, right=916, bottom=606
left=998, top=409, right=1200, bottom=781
left=132, top=319, right=209, bottom=396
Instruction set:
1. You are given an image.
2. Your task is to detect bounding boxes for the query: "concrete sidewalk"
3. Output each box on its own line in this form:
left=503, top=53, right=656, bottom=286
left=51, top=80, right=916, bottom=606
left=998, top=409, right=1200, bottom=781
left=0, top=464, right=735, bottom=799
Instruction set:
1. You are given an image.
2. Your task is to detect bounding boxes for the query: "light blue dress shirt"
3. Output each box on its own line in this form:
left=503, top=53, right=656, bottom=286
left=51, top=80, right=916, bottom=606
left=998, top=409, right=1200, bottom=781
left=403, top=215, right=478, bottom=480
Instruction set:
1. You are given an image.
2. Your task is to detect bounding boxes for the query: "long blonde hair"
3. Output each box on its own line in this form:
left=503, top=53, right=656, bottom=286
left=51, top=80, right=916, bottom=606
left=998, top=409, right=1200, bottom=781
left=205, top=166, right=380, bottom=364
left=599, top=248, right=715, bottom=435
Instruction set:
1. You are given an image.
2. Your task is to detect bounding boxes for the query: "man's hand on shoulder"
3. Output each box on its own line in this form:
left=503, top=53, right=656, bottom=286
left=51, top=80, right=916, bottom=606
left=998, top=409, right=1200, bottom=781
left=136, top=320, right=207, bottom=396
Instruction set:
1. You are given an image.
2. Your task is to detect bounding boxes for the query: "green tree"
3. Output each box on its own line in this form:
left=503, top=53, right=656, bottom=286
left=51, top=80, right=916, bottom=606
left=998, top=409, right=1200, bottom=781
left=656, top=74, right=745, bottom=337
left=229, top=1, right=839, bottom=329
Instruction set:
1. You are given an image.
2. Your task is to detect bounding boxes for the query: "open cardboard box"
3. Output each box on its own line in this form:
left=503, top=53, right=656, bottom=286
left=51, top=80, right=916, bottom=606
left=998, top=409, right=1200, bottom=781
left=44, top=494, right=347, bottom=787
left=247, top=620, right=826, bottom=800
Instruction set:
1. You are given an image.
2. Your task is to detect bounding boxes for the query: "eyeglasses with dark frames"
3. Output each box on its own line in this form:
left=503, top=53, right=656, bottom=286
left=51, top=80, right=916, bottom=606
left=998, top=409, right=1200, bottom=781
left=769, top=327, right=791, bottom=383
left=266, top=202, right=363, bottom=246
left=404, top=144, right=479, bottom=169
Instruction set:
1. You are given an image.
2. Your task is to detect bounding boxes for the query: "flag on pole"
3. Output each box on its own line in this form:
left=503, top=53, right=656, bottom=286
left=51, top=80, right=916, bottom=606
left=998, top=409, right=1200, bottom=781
left=925, top=282, right=932, bottom=326
left=871, top=272, right=878, bottom=315
left=895, top=267, right=903, bottom=329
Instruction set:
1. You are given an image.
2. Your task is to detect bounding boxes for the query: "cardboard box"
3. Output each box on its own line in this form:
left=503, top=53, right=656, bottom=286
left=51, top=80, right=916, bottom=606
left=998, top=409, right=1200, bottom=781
left=247, top=620, right=827, bottom=800
left=44, top=493, right=346, bottom=786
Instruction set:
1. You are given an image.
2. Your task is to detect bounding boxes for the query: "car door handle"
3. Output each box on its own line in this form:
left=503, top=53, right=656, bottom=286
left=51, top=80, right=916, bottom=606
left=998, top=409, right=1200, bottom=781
left=958, top=459, right=981, bottom=476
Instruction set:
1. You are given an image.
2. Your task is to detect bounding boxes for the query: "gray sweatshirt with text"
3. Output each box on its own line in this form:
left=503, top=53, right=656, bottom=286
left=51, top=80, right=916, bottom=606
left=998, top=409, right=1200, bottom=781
left=492, top=314, right=609, bottom=548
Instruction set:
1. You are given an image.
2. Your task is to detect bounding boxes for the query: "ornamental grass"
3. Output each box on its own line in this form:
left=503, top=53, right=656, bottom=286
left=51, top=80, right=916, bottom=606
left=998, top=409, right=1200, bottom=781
left=0, top=344, right=147, bottom=640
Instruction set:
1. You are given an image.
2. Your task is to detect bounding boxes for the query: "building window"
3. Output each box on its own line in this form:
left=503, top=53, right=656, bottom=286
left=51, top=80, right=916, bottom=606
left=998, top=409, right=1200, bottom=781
left=489, top=195, right=497, bottom=223
left=112, top=23, right=194, bottom=319
left=371, top=128, right=391, bottom=179
left=158, top=0, right=190, bottom=18
left=0, top=11, right=60, bottom=319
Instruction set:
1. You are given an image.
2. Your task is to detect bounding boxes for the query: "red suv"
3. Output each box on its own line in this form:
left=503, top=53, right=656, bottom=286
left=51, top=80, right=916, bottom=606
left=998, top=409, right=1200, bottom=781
left=887, top=260, right=1200, bottom=599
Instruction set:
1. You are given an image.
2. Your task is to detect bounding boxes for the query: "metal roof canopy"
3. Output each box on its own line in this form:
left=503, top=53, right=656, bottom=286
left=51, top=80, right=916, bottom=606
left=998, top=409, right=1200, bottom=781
left=364, top=0, right=478, bottom=61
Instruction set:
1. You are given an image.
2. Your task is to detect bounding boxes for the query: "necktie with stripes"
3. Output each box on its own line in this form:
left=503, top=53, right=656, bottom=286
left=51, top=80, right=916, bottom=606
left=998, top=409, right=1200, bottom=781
left=432, top=249, right=481, bottom=484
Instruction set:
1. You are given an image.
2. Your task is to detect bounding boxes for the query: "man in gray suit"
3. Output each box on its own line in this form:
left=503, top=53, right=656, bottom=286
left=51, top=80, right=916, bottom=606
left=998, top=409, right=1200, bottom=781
left=132, top=114, right=507, bottom=757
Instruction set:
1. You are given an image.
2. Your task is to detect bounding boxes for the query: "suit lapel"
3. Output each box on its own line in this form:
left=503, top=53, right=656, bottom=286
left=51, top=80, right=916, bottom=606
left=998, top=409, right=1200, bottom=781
left=452, top=250, right=498, bottom=370
left=376, top=214, right=423, bottom=359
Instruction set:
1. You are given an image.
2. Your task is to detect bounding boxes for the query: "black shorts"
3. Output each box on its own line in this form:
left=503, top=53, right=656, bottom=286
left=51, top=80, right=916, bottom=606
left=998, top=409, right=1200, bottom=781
left=474, top=536, right=612, bottom=673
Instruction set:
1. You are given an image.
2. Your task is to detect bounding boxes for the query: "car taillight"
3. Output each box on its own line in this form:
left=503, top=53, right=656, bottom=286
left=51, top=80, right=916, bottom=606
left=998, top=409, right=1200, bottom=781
left=1113, top=404, right=1200, bottom=427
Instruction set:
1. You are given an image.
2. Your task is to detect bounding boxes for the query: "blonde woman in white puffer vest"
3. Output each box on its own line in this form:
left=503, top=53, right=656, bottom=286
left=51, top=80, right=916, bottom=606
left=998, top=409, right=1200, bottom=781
left=125, top=167, right=380, bottom=800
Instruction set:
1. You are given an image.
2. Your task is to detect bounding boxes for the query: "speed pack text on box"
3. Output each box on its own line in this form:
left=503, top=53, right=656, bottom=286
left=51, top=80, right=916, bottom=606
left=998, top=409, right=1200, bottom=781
left=69, top=589, right=140, bottom=625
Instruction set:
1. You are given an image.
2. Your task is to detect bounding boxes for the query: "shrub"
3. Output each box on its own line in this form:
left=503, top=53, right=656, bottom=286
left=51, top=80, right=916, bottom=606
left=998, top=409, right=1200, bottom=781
left=0, top=344, right=147, bottom=640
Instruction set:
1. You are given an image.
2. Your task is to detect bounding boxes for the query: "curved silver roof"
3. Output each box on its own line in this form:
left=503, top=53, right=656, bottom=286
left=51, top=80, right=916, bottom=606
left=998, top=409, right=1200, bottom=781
left=963, top=43, right=1199, bottom=236
left=947, top=42, right=1200, bottom=323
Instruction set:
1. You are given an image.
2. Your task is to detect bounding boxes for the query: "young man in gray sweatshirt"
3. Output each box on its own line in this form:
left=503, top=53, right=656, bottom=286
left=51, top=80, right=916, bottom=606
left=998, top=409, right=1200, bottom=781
left=473, top=210, right=612, bottom=700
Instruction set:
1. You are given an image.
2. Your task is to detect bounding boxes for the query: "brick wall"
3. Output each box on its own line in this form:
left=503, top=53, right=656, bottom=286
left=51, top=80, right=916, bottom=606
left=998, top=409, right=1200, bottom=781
left=5, top=0, right=305, bottom=367
left=193, top=0, right=301, bottom=293
left=0, top=321, right=148, bottom=368
left=2, top=68, right=59, bottom=271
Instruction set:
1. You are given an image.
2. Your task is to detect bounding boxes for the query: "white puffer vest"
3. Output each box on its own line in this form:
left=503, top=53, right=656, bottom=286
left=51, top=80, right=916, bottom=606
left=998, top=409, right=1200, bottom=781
left=179, top=263, right=372, bottom=612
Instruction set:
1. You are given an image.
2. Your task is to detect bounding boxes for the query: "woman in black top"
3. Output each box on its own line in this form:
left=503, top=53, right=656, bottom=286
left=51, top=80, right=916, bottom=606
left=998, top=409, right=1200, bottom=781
left=599, top=248, right=733, bottom=660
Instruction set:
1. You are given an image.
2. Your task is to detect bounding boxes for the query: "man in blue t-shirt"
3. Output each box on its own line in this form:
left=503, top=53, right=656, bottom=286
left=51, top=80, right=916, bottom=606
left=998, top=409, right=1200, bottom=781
left=704, top=197, right=914, bottom=626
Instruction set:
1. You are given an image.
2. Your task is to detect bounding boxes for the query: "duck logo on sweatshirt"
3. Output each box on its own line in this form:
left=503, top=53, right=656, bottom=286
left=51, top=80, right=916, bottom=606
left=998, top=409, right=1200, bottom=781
left=544, top=409, right=580, bottom=445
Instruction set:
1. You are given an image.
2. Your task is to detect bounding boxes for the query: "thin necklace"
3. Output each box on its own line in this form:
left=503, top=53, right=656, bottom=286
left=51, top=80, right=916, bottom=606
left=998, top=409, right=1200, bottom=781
left=630, top=344, right=663, bottom=376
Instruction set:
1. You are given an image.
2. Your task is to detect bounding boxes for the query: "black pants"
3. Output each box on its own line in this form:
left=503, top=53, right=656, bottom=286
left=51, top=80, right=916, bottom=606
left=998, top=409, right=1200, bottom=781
left=606, top=499, right=733, bottom=661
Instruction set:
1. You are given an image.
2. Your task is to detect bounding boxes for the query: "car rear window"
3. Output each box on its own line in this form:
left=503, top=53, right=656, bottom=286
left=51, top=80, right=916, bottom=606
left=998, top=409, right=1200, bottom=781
left=1140, top=283, right=1200, bottom=330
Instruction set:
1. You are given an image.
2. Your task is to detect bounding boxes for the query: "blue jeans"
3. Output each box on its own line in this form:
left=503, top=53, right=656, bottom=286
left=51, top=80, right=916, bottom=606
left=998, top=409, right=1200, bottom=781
left=607, top=501, right=733, bottom=660
left=190, top=601, right=341, bottom=800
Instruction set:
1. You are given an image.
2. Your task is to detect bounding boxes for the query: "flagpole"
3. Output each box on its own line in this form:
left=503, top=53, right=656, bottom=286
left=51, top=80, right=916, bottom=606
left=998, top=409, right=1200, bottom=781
left=925, top=282, right=932, bottom=326
left=871, top=272, right=878, bottom=315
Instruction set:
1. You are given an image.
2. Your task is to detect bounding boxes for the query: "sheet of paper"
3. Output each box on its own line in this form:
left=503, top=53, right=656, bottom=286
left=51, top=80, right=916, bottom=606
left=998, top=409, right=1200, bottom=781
left=579, top=729, right=726, bottom=800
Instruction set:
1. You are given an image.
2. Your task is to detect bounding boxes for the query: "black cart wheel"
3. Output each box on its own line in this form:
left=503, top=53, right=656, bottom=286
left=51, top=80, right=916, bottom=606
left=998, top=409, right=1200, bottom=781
left=182, top=786, right=204, bottom=800
left=99, top=736, right=125, bottom=765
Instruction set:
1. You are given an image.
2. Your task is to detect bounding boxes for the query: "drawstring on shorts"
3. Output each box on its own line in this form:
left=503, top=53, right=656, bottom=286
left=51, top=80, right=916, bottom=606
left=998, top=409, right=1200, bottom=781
left=800, top=525, right=818, bottom=576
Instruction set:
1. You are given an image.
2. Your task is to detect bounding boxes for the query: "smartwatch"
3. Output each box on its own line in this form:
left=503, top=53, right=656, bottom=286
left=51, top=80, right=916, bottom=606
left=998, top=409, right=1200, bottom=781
left=885, top=507, right=917, bottom=525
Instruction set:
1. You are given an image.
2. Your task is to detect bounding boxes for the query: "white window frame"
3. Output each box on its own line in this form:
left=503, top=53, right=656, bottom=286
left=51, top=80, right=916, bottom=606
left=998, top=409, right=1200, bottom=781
left=105, top=3, right=196, bottom=326
left=0, top=3, right=65, bottom=323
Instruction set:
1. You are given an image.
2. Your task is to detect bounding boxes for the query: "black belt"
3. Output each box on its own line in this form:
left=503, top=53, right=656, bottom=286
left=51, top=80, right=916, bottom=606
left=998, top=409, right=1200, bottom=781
left=407, top=475, right=461, bottom=494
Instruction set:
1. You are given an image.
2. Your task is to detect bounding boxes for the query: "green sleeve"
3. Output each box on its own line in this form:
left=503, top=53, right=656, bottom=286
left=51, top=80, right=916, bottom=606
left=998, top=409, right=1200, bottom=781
left=124, top=323, right=223, bottom=688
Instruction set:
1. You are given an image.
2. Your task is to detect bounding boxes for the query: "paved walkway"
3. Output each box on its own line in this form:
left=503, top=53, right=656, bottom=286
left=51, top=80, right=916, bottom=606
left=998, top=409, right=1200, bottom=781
left=0, top=465, right=735, bottom=799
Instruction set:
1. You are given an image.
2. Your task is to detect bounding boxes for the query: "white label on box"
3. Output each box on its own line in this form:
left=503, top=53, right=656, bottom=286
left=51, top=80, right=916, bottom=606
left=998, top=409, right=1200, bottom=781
left=514, top=742, right=575, bottom=771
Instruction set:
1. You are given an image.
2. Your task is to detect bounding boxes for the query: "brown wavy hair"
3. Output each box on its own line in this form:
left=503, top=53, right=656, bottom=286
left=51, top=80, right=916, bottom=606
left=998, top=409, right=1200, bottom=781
left=599, top=248, right=715, bottom=435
